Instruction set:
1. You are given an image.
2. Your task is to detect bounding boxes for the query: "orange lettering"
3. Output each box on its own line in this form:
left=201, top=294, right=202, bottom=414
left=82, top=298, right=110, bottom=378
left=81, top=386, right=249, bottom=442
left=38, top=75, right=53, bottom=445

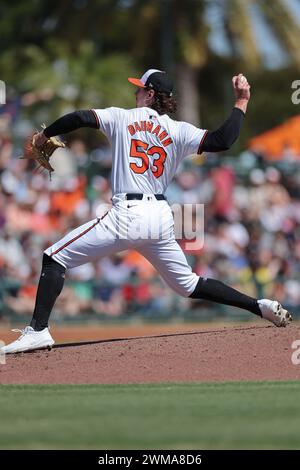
left=146, top=121, right=154, bottom=132
left=134, top=121, right=141, bottom=132
left=128, top=125, right=135, bottom=136
left=152, top=125, right=161, bottom=136
left=162, top=138, right=173, bottom=147
left=158, top=131, right=168, bottom=141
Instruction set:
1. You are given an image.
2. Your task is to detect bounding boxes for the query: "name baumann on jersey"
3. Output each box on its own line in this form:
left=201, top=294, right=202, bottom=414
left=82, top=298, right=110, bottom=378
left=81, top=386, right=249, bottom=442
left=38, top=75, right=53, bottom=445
left=127, top=119, right=173, bottom=148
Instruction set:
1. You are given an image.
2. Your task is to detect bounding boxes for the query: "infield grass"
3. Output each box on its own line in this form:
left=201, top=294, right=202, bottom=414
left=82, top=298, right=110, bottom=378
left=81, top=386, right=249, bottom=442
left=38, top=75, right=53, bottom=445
left=0, top=381, right=300, bottom=449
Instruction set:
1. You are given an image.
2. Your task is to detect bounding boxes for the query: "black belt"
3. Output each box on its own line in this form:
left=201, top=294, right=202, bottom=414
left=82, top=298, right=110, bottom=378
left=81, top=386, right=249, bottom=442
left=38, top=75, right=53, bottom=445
left=125, top=193, right=166, bottom=201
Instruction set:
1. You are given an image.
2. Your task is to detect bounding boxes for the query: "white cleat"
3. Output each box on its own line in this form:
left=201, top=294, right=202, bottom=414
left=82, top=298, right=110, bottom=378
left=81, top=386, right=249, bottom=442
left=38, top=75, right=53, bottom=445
left=258, top=299, right=292, bottom=327
left=0, top=326, right=55, bottom=354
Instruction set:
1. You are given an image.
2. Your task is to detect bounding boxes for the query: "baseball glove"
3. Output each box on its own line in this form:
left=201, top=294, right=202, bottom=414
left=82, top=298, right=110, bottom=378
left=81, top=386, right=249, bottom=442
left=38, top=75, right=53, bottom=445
left=21, top=124, right=65, bottom=179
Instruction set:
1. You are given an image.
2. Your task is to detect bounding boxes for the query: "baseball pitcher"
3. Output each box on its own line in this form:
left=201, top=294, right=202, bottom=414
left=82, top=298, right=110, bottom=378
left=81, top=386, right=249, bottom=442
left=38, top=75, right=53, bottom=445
left=1, top=69, right=292, bottom=353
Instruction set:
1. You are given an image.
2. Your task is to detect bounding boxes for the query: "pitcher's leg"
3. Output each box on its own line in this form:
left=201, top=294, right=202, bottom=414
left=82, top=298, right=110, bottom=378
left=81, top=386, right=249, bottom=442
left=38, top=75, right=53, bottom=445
left=30, top=254, right=66, bottom=331
left=45, top=217, right=102, bottom=268
left=139, top=238, right=259, bottom=313
left=139, top=236, right=260, bottom=313
left=138, top=237, right=291, bottom=325
left=137, top=238, right=199, bottom=297
left=190, top=279, right=292, bottom=326
left=189, top=277, right=261, bottom=316
left=31, top=215, right=130, bottom=331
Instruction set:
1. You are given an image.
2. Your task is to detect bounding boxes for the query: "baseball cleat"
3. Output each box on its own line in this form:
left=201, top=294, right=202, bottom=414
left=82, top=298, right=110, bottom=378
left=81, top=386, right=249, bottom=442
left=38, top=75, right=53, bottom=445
left=258, top=299, right=292, bottom=327
left=0, top=326, right=55, bottom=354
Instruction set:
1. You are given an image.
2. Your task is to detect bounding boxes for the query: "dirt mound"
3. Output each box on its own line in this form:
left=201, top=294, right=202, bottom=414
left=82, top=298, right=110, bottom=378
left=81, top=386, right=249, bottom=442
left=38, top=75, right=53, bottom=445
left=1, top=324, right=300, bottom=384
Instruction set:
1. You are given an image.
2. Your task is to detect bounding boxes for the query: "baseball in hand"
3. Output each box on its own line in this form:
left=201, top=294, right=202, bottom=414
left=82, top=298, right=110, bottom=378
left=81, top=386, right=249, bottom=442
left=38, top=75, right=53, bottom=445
left=232, top=73, right=250, bottom=101
left=236, top=74, right=248, bottom=86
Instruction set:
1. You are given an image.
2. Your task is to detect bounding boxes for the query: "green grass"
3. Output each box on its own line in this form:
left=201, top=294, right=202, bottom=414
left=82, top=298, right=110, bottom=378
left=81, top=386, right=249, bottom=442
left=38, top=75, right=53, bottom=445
left=0, top=382, right=300, bottom=449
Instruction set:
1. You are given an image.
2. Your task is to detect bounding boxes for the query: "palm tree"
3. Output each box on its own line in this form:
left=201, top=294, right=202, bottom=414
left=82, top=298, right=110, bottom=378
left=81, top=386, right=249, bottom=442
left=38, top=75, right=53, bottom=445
left=257, top=0, right=300, bottom=69
left=3, top=0, right=300, bottom=125
left=128, top=0, right=300, bottom=125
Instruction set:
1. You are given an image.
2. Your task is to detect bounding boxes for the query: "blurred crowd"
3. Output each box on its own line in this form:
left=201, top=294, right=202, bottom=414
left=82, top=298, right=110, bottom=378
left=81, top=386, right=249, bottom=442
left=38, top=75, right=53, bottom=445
left=1, top=107, right=300, bottom=323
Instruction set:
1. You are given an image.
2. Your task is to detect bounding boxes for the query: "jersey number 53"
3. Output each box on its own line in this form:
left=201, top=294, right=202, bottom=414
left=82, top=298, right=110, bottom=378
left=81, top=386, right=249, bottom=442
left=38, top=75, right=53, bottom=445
left=129, top=139, right=167, bottom=178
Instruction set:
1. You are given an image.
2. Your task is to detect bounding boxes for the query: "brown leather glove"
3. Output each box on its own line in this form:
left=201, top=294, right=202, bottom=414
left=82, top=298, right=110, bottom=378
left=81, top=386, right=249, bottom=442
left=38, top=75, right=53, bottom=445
left=21, top=125, right=65, bottom=178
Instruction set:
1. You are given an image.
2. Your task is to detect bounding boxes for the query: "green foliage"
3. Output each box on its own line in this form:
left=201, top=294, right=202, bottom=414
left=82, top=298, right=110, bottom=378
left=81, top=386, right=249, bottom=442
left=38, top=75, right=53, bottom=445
left=1, top=39, right=137, bottom=122
left=1, top=0, right=300, bottom=146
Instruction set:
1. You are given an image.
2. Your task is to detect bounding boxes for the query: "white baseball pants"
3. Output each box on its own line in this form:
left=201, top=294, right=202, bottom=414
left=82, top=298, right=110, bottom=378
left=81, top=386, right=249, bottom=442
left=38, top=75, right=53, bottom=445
left=45, top=194, right=199, bottom=297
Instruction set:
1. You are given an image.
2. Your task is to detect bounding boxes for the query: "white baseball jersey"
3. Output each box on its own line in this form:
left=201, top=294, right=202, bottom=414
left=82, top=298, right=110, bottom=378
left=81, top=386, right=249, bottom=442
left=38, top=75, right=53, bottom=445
left=92, top=107, right=207, bottom=195
left=46, top=106, right=206, bottom=297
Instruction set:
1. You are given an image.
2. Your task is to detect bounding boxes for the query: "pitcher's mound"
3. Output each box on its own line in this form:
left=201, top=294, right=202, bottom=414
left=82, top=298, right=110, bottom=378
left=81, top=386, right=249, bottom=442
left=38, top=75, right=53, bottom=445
left=1, top=325, right=300, bottom=384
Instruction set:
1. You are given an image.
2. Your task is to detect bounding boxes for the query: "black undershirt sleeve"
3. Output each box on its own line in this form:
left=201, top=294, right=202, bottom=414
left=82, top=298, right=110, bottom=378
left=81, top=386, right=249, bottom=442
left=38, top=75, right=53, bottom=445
left=43, top=110, right=98, bottom=138
left=199, top=107, right=245, bottom=153
left=44, top=107, right=244, bottom=152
